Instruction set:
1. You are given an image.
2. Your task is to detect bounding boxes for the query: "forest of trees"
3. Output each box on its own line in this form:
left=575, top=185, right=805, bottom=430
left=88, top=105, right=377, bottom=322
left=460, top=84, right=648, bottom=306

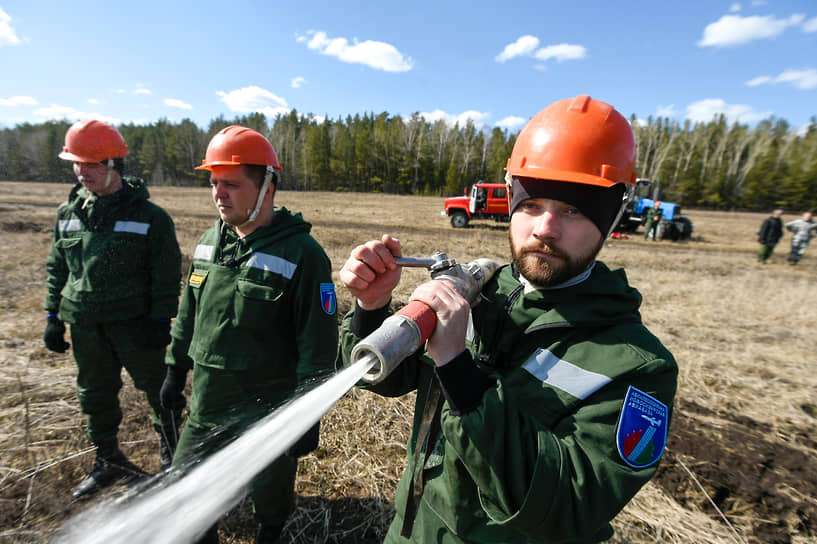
left=1, top=109, right=816, bottom=211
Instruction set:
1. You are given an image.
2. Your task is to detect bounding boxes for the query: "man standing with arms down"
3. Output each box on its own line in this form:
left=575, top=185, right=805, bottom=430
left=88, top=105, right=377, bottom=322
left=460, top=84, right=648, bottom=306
left=160, top=126, right=338, bottom=544
left=338, top=95, right=678, bottom=543
left=44, top=120, right=183, bottom=498
left=756, top=209, right=784, bottom=263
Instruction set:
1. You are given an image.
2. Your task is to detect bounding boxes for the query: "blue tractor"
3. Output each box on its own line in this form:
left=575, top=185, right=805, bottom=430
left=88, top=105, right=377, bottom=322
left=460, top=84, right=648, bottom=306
left=614, top=179, right=693, bottom=241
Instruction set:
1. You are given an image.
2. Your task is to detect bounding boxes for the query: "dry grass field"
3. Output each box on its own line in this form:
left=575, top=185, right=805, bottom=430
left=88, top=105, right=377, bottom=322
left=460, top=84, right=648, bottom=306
left=1, top=180, right=816, bottom=543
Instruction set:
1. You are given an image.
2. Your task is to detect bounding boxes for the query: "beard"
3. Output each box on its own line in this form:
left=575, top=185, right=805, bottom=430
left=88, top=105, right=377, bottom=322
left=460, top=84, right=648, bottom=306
left=509, top=232, right=603, bottom=287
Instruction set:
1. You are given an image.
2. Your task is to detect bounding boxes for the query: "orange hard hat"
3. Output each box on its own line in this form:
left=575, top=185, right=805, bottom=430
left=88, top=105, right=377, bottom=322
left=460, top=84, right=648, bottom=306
left=58, top=120, right=129, bottom=162
left=196, top=125, right=282, bottom=172
left=506, top=95, right=637, bottom=187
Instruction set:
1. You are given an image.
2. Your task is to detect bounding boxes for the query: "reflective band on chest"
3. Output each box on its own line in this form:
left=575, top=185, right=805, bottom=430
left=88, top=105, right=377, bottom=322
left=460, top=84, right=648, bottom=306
left=244, top=252, right=297, bottom=279
left=194, top=244, right=214, bottom=261
left=521, top=348, right=612, bottom=400
left=113, top=220, right=150, bottom=235
left=59, top=219, right=82, bottom=232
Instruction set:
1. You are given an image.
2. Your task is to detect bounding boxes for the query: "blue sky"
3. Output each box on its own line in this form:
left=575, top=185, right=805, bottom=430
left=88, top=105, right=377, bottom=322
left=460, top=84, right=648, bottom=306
left=1, top=1, right=815, bottom=132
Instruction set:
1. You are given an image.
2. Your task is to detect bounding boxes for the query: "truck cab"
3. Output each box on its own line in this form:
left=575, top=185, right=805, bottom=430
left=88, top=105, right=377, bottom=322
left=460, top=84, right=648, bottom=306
left=442, top=181, right=510, bottom=228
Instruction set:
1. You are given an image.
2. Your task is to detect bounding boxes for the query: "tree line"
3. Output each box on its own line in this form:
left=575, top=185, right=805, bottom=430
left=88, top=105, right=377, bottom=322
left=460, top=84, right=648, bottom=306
left=0, top=110, right=815, bottom=211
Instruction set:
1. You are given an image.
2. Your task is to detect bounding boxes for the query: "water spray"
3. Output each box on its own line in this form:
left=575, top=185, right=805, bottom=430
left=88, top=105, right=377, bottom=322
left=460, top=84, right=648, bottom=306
left=352, top=253, right=500, bottom=384
left=54, top=252, right=498, bottom=543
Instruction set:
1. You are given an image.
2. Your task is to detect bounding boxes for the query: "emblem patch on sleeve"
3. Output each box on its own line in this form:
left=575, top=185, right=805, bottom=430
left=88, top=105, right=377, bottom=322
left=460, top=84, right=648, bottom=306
left=320, top=283, right=337, bottom=316
left=616, top=386, right=668, bottom=468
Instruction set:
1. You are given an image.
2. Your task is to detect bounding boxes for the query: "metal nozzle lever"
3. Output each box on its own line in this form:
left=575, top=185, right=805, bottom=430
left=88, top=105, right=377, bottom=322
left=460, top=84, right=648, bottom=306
left=394, top=257, right=437, bottom=268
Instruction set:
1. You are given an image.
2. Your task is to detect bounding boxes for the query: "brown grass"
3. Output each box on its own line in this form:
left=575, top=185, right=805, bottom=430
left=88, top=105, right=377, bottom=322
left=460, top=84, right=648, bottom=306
left=1, top=182, right=816, bottom=543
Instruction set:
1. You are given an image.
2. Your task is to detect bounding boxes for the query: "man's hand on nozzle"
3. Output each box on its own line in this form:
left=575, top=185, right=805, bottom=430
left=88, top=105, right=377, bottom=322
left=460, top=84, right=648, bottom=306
left=409, top=280, right=470, bottom=366
left=340, top=234, right=403, bottom=310
left=43, top=313, right=70, bottom=353
left=160, top=365, right=188, bottom=410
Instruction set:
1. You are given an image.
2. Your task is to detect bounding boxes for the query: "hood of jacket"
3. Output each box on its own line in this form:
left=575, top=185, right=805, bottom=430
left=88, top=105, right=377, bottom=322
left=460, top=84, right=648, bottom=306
left=496, top=261, right=643, bottom=331
left=67, top=176, right=149, bottom=221
left=216, top=206, right=313, bottom=259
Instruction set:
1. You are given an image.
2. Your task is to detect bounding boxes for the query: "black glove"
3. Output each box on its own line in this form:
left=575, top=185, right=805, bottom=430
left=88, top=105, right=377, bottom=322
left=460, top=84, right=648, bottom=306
left=43, top=314, right=70, bottom=353
left=286, top=421, right=320, bottom=457
left=144, top=318, right=172, bottom=348
left=160, top=365, right=188, bottom=410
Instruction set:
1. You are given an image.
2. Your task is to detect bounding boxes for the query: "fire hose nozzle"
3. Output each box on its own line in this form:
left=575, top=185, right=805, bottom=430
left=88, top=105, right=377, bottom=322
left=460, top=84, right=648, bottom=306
left=352, top=256, right=500, bottom=384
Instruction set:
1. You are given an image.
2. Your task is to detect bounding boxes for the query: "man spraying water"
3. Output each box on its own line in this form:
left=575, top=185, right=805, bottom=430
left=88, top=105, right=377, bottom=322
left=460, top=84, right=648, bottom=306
left=337, top=95, right=678, bottom=543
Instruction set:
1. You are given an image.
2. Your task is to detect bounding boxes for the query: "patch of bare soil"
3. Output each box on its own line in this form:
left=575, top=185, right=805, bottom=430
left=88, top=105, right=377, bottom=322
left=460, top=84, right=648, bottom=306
left=656, top=402, right=817, bottom=543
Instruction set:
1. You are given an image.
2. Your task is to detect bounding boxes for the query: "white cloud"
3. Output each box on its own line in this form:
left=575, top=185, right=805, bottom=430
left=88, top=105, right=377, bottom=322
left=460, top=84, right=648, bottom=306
left=0, top=95, right=37, bottom=106
left=0, top=8, right=20, bottom=47
left=217, top=85, right=290, bottom=117
left=745, top=75, right=772, bottom=86
left=495, top=116, right=526, bottom=130
left=729, top=3, right=741, bottom=12
left=495, top=36, right=586, bottom=65
left=291, top=76, right=306, bottom=88
left=686, top=98, right=771, bottom=124
left=775, top=68, right=817, bottom=89
left=298, top=31, right=413, bottom=72
left=745, top=68, right=817, bottom=89
left=534, top=43, right=587, bottom=62
left=656, top=104, right=677, bottom=117
left=133, top=88, right=152, bottom=95
left=803, top=16, right=817, bottom=33
left=32, top=105, right=121, bottom=125
left=495, top=35, right=539, bottom=63
left=698, top=13, right=805, bottom=47
left=631, top=118, right=648, bottom=128
left=420, top=109, right=490, bottom=127
left=87, top=98, right=98, bottom=104
left=116, top=89, right=127, bottom=94
left=164, top=98, right=192, bottom=110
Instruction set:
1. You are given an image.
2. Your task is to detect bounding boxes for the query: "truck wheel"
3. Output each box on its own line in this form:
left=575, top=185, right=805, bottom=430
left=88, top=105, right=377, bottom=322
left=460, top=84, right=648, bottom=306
left=450, top=211, right=469, bottom=228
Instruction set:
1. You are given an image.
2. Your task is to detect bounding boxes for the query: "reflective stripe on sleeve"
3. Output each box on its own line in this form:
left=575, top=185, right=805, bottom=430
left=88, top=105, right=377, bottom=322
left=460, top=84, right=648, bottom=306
left=58, top=219, right=82, bottom=232
left=522, top=348, right=612, bottom=400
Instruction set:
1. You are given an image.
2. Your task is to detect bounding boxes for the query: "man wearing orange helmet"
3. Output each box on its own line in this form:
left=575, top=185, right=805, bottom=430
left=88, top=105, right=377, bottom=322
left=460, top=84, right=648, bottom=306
left=161, top=126, right=338, bottom=544
left=337, top=96, right=678, bottom=543
left=44, top=120, right=183, bottom=498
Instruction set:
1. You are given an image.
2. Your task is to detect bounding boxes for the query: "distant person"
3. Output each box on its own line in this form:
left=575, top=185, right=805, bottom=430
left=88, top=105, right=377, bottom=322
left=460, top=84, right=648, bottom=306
left=643, top=200, right=663, bottom=240
left=337, top=95, right=678, bottom=543
left=756, top=209, right=784, bottom=263
left=160, top=126, right=338, bottom=544
left=785, top=211, right=817, bottom=265
left=43, top=120, right=183, bottom=498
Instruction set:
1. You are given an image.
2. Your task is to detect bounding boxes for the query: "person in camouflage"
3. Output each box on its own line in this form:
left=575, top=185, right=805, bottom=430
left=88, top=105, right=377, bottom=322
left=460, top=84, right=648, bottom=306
left=337, top=96, right=677, bottom=544
left=44, top=120, right=182, bottom=499
left=785, top=211, right=817, bottom=265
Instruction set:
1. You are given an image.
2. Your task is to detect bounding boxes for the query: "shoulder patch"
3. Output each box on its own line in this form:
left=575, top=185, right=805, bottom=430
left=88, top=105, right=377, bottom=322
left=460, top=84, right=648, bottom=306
left=616, top=386, right=668, bottom=468
left=320, top=283, right=336, bottom=316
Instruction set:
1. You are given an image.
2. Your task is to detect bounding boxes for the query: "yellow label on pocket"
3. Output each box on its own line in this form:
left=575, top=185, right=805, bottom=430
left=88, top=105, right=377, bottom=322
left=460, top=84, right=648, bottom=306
left=189, top=271, right=207, bottom=288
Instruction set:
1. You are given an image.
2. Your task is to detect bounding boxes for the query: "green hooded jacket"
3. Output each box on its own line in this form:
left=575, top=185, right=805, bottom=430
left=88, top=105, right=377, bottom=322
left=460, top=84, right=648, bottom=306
left=339, top=261, right=677, bottom=544
left=44, top=177, right=181, bottom=323
left=166, top=208, right=338, bottom=425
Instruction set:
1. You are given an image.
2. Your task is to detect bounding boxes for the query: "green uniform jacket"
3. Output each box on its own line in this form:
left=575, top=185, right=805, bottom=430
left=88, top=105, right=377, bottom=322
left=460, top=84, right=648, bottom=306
left=339, top=262, right=677, bottom=544
left=166, top=209, right=338, bottom=426
left=44, top=177, right=181, bottom=323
